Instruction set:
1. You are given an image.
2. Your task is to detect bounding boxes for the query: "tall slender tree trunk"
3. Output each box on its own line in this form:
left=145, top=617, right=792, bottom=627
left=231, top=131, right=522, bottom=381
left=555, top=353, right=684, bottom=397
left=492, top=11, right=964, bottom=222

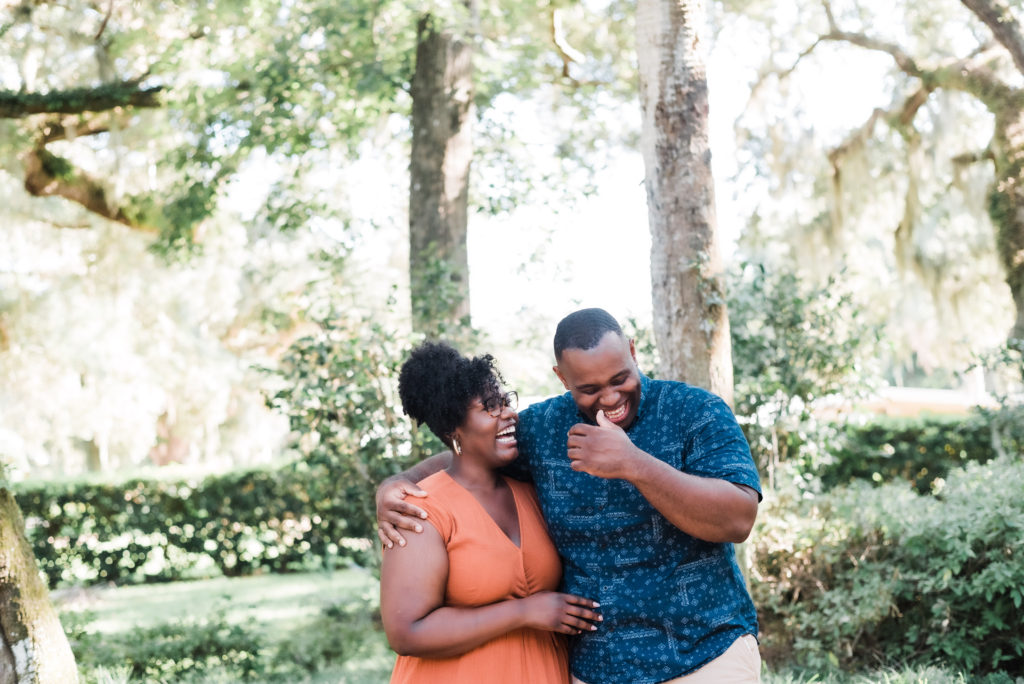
left=408, top=10, right=474, bottom=337
left=990, top=108, right=1024, bottom=343
left=0, top=489, right=79, bottom=684
left=636, top=0, right=733, bottom=404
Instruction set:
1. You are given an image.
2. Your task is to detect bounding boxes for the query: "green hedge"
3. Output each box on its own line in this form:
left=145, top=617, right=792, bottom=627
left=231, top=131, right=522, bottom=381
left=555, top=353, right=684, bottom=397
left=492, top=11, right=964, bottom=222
left=752, top=455, right=1024, bottom=675
left=817, top=413, right=1001, bottom=492
left=14, top=459, right=387, bottom=588
left=768, top=408, right=1023, bottom=493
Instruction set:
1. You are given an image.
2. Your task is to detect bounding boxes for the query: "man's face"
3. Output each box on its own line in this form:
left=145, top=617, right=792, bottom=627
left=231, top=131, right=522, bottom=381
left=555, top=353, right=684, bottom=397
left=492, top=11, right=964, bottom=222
left=554, top=331, right=642, bottom=429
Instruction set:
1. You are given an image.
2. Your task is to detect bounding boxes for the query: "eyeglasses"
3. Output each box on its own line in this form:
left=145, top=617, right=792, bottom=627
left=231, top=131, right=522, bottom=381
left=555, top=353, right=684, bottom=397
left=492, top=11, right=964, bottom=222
left=482, top=391, right=518, bottom=417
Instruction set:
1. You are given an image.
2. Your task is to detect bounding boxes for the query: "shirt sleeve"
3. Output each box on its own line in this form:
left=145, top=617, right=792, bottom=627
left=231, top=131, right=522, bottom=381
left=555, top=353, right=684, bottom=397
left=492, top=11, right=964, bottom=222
left=681, top=389, right=763, bottom=501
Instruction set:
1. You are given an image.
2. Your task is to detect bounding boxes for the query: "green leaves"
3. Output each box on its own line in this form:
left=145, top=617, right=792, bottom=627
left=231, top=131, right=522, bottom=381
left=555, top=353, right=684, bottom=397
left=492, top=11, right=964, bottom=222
left=729, top=262, right=882, bottom=480
left=267, top=306, right=445, bottom=556
left=752, top=455, right=1024, bottom=675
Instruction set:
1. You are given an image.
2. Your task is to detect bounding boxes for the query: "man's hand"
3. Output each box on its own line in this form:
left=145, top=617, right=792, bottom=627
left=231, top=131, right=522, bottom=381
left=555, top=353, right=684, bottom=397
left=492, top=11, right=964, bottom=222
left=376, top=477, right=429, bottom=549
left=566, top=410, right=647, bottom=480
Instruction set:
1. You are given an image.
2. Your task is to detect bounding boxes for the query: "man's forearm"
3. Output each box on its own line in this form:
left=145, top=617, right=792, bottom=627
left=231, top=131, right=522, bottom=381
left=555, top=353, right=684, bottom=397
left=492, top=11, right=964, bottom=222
left=388, top=451, right=452, bottom=485
left=627, top=454, right=758, bottom=543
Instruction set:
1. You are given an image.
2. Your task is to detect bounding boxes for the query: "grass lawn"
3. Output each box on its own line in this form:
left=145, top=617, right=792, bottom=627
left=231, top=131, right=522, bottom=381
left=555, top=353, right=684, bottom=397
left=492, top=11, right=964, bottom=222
left=55, top=567, right=395, bottom=683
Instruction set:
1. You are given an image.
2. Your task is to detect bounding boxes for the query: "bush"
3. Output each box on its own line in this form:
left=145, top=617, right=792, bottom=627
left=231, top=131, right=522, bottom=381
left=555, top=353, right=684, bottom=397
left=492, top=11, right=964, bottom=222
left=16, top=460, right=384, bottom=587
left=265, top=310, right=443, bottom=552
left=801, top=409, right=1024, bottom=493
left=69, top=596, right=384, bottom=683
left=71, top=616, right=265, bottom=682
left=752, top=455, right=1024, bottom=675
left=728, top=263, right=881, bottom=485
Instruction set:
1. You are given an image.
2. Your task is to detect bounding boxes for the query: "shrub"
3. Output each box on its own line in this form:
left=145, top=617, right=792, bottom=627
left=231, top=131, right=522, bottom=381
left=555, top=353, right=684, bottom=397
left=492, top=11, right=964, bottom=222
left=265, top=310, right=443, bottom=553
left=71, top=617, right=265, bottom=682
left=16, top=461, right=381, bottom=587
left=273, top=599, right=383, bottom=674
left=728, top=263, right=881, bottom=486
left=813, top=412, right=1018, bottom=493
left=69, top=596, right=384, bottom=683
left=752, top=456, right=1024, bottom=675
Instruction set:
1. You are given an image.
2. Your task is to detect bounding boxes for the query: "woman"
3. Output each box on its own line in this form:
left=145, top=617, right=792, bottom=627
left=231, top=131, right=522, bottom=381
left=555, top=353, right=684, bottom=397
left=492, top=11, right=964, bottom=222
left=381, top=341, right=601, bottom=683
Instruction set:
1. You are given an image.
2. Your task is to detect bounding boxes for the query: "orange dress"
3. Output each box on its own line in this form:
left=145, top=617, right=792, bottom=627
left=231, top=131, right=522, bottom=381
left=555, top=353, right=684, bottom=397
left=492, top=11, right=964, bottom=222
left=388, top=471, right=569, bottom=684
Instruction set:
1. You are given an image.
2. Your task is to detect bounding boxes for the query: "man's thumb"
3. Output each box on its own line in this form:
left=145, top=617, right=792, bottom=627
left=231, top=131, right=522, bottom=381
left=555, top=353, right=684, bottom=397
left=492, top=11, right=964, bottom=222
left=596, top=409, right=614, bottom=428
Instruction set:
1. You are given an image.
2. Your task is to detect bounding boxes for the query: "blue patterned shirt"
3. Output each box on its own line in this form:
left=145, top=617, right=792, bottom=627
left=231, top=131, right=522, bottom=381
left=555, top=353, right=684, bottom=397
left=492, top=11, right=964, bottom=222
left=508, top=373, right=761, bottom=683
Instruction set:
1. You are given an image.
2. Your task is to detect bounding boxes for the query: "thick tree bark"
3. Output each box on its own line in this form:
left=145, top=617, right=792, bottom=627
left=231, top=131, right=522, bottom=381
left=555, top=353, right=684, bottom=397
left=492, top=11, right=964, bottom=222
left=408, top=12, right=474, bottom=336
left=988, top=108, right=1024, bottom=342
left=0, top=489, right=79, bottom=684
left=636, top=0, right=734, bottom=403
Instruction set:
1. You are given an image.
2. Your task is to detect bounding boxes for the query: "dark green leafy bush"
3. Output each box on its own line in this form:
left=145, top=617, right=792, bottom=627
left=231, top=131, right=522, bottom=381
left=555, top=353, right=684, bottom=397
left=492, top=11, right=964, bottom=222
left=753, top=455, right=1024, bottom=675
left=728, top=264, right=881, bottom=485
left=265, top=310, right=443, bottom=549
left=815, top=412, right=1020, bottom=493
left=68, top=598, right=382, bottom=682
left=71, top=617, right=264, bottom=681
left=16, top=462, right=381, bottom=587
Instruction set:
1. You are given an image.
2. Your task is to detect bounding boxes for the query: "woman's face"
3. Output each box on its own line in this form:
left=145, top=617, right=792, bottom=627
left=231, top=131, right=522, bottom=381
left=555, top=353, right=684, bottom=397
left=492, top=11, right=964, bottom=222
left=453, top=391, right=519, bottom=467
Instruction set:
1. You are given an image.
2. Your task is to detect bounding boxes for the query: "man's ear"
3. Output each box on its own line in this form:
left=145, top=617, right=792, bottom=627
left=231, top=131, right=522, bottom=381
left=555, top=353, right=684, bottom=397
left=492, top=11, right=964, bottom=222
left=628, top=338, right=638, bottom=363
left=552, top=365, right=570, bottom=390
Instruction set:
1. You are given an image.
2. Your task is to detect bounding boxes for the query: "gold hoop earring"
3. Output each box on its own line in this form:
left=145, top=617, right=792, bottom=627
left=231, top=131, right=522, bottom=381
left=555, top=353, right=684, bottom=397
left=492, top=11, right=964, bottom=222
left=452, top=438, right=462, bottom=456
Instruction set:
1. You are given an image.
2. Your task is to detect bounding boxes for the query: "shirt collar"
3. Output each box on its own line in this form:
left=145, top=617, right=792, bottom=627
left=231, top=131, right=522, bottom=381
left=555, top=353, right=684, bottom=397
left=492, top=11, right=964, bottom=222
left=633, top=371, right=651, bottom=429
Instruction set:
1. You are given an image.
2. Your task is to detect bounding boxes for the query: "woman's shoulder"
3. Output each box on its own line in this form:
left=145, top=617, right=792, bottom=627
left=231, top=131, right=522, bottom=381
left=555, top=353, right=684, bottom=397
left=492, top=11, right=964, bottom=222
left=412, top=471, right=462, bottom=530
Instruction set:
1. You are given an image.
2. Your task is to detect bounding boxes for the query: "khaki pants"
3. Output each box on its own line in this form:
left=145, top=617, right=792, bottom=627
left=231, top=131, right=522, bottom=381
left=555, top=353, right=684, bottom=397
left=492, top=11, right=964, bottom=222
left=571, top=634, right=761, bottom=684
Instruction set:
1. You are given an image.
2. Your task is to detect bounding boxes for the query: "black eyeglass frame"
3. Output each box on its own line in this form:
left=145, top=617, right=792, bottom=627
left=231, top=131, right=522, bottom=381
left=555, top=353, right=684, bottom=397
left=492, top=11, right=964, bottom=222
left=481, top=390, right=518, bottom=417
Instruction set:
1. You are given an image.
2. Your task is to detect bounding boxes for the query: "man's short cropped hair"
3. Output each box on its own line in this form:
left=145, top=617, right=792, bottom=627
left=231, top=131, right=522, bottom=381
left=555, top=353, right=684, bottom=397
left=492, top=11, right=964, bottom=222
left=553, top=308, right=624, bottom=360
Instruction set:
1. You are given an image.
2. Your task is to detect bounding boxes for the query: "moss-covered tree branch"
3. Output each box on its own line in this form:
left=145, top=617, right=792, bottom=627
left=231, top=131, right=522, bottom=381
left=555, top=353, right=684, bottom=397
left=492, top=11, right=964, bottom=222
left=0, top=80, right=163, bottom=118
left=22, top=146, right=154, bottom=232
left=961, top=0, right=1024, bottom=75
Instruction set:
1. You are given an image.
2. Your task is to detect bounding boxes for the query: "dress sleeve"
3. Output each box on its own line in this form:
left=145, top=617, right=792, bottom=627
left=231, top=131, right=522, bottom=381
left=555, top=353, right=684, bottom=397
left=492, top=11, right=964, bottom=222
left=414, top=477, right=457, bottom=542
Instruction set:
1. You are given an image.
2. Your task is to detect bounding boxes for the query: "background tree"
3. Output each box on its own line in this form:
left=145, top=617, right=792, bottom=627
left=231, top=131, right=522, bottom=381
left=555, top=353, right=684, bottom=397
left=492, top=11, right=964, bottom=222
left=732, top=0, right=1024, bottom=360
left=0, top=0, right=413, bottom=251
left=409, top=6, right=475, bottom=336
left=0, top=488, right=78, bottom=683
left=637, top=0, right=733, bottom=401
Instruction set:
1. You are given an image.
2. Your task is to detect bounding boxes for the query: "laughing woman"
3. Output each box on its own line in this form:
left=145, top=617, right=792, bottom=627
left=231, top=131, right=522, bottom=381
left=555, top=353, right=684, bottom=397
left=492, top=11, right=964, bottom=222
left=381, top=341, right=600, bottom=684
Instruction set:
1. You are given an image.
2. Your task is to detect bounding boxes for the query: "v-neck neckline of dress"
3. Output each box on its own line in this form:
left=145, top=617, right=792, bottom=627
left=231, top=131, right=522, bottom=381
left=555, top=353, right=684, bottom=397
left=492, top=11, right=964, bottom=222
left=441, top=471, right=524, bottom=550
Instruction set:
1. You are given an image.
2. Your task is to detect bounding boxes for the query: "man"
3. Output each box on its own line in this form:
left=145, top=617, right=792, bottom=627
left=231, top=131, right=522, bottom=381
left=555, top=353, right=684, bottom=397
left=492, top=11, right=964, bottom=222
left=377, top=308, right=762, bottom=683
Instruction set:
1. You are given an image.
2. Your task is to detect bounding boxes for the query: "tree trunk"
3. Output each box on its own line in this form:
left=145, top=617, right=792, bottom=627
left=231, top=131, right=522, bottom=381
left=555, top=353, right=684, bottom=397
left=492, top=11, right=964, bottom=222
left=0, top=489, right=79, bottom=684
left=408, top=11, right=474, bottom=337
left=990, top=108, right=1024, bottom=343
left=636, top=0, right=734, bottom=404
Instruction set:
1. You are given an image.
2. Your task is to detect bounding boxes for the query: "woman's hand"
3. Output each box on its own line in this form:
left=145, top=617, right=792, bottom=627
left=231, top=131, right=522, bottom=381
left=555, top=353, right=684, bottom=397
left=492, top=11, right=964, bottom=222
left=519, top=591, right=603, bottom=634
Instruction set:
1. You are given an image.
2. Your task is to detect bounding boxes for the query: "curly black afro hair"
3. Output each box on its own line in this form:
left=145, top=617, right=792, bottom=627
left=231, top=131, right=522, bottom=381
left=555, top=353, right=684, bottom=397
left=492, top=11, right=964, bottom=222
left=398, top=341, right=504, bottom=446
